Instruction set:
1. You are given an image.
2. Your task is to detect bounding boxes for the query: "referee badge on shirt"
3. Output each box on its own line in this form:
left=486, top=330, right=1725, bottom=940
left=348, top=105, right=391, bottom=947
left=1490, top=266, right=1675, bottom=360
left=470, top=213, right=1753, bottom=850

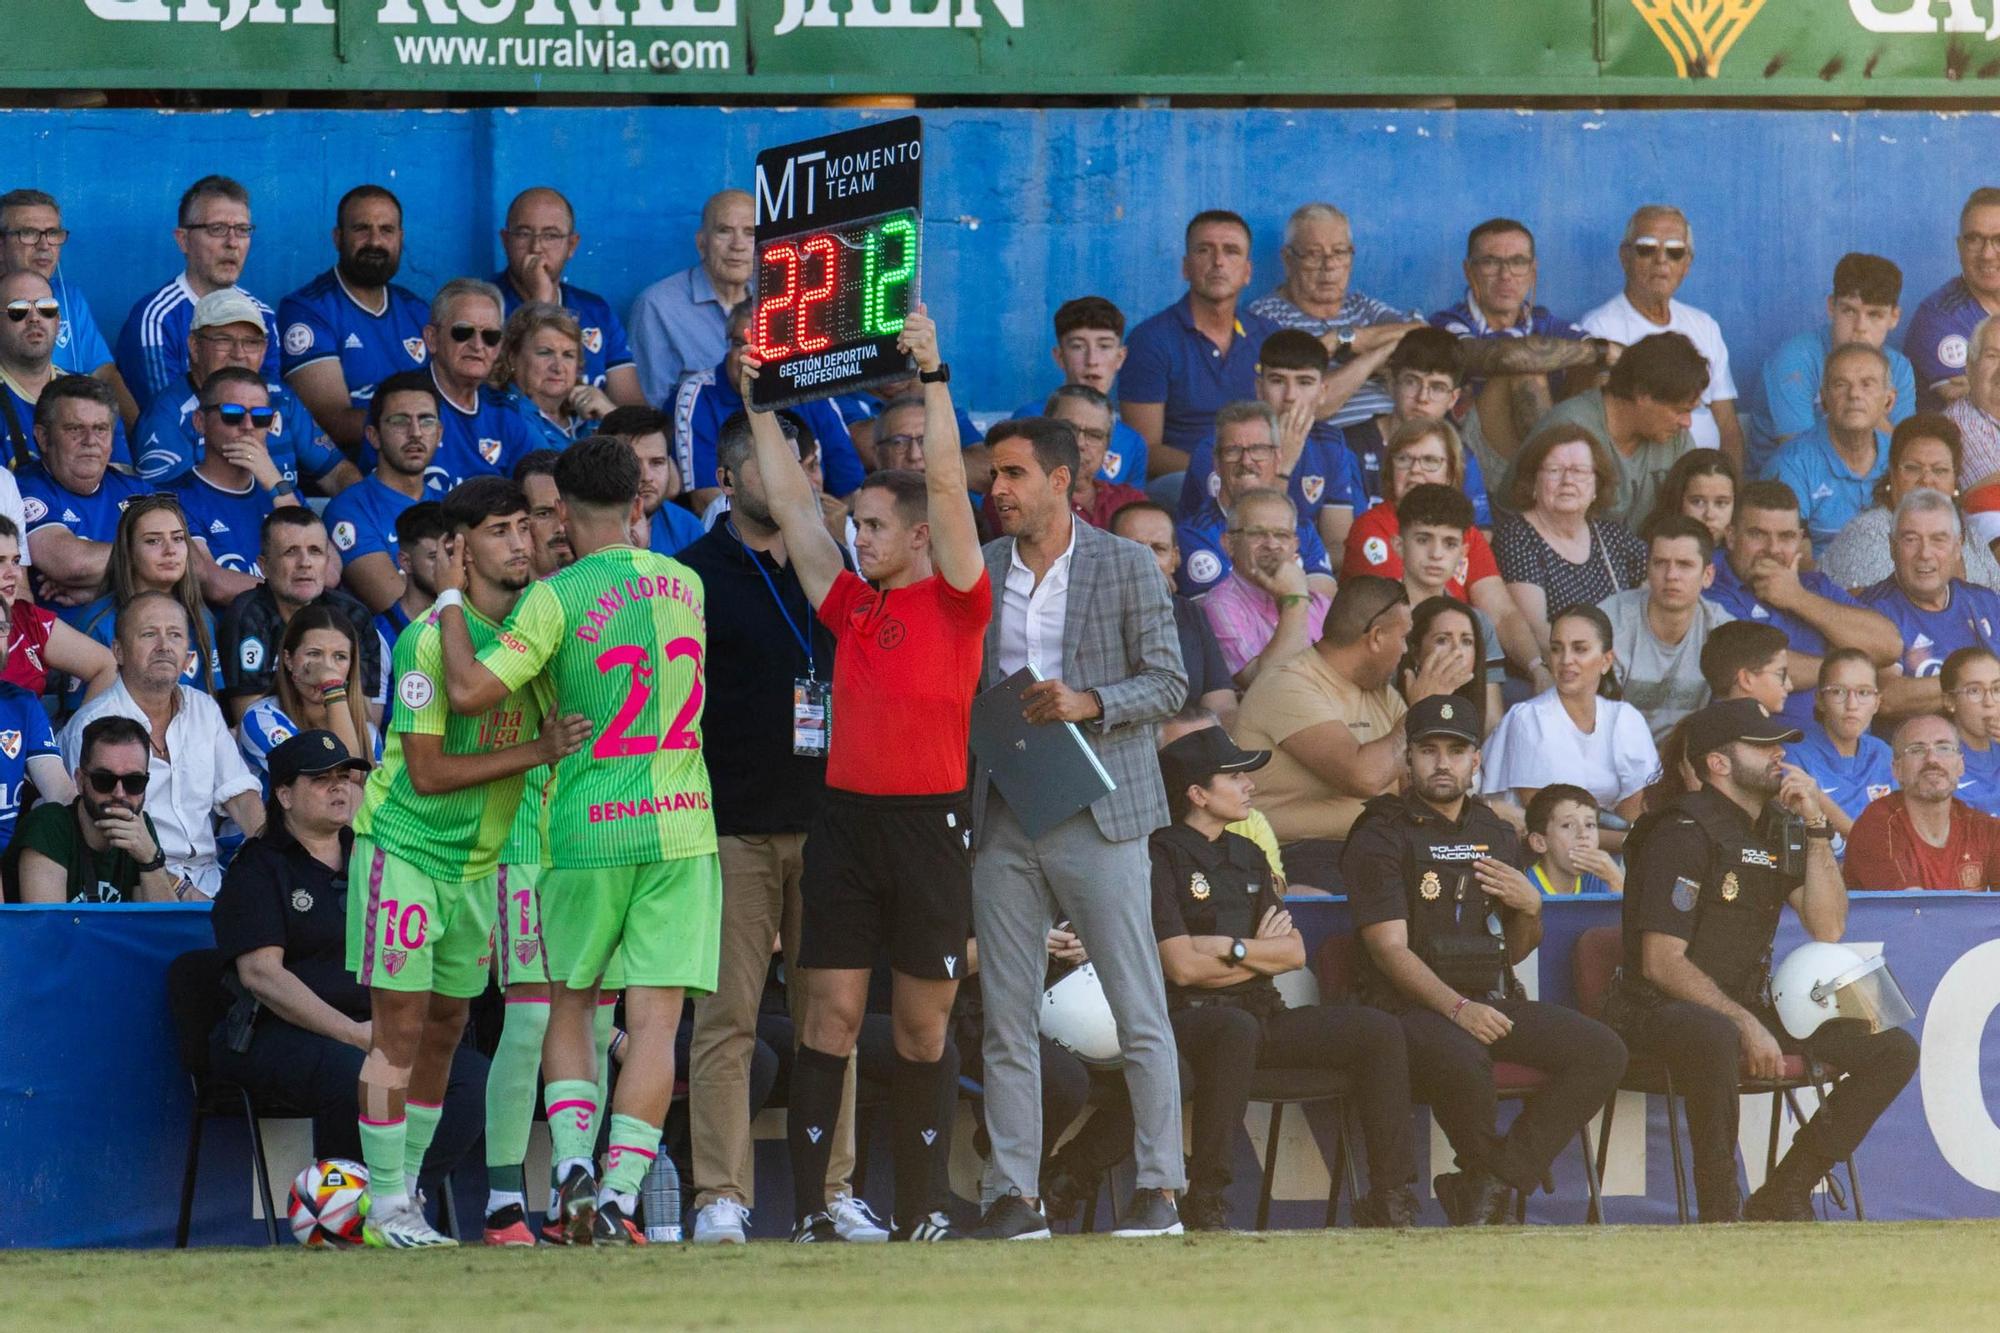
left=1189, top=872, right=1211, bottom=901
left=1720, top=872, right=1740, bottom=903
left=1419, top=870, right=1442, bottom=901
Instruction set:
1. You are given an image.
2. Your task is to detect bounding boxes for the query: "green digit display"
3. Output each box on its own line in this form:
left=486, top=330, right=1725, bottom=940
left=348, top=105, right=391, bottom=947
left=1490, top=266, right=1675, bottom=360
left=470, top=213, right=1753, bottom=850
left=862, top=215, right=917, bottom=338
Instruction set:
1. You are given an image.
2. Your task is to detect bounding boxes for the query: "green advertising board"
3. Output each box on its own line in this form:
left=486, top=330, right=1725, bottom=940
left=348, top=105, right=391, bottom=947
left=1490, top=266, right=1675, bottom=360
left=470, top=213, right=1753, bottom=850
left=17, top=1, right=2000, bottom=99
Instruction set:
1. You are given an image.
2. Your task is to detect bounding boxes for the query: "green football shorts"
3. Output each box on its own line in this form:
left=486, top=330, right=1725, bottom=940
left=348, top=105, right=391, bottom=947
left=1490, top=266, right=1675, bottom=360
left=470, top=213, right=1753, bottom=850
left=539, top=854, right=721, bottom=993
left=346, top=837, right=496, bottom=1000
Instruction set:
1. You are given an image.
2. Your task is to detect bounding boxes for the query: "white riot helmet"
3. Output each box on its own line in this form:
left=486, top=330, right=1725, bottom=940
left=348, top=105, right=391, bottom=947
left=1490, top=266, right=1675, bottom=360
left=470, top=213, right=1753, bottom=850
left=1040, top=963, right=1123, bottom=1067
left=1770, top=942, right=1916, bottom=1040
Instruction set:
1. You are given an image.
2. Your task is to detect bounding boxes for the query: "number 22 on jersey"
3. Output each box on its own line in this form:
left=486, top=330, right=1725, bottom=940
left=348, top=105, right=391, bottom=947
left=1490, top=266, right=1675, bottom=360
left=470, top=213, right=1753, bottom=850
left=593, top=636, right=704, bottom=760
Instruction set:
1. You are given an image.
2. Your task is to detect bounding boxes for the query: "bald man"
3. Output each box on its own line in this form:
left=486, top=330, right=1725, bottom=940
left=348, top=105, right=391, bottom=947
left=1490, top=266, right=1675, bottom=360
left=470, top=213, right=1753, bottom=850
left=491, top=185, right=643, bottom=406
left=630, top=189, right=754, bottom=406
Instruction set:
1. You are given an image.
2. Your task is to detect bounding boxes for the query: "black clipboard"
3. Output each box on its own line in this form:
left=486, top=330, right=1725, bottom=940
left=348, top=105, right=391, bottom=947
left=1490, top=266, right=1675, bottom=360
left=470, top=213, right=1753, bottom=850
left=970, top=666, right=1117, bottom=840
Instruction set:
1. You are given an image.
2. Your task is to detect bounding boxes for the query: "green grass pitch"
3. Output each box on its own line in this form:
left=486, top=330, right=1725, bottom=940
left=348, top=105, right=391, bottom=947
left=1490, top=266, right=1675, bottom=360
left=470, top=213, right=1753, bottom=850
left=7, top=1222, right=2000, bottom=1331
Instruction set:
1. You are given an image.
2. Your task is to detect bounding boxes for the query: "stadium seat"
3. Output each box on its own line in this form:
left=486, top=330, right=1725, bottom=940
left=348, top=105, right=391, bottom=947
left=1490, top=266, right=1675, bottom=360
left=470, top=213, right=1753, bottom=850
left=1570, top=924, right=1863, bottom=1224
left=1315, top=933, right=1604, bottom=1224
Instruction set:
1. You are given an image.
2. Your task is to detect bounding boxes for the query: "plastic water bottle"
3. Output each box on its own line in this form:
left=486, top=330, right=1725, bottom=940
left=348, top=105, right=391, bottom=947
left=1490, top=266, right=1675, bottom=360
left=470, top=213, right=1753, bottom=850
left=642, top=1151, right=684, bottom=1242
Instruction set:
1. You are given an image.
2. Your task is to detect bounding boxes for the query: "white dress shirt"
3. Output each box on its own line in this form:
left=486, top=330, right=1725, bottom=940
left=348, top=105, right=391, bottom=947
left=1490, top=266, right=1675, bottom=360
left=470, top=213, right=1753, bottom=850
left=60, top=678, right=260, bottom=899
left=997, top=521, right=1077, bottom=679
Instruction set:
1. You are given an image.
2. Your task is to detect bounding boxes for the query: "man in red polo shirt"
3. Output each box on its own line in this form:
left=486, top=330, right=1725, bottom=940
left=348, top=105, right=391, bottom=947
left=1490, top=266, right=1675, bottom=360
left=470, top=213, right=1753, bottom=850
left=740, top=306, right=987, bottom=1244
left=1845, top=713, right=2000, bottom=890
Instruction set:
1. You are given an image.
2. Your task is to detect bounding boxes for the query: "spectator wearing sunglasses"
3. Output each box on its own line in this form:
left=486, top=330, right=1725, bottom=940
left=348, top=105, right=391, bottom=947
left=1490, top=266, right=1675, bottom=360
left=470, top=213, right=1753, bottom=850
left=492, top=186, right=644, bottom=404
left=14, top=717, right=167, bottom=904
left=0, top=268, right=132, bottom=471
left=132, top=289, right=353, bottom=495
left=18, top=376, right=147, bottom=616
left=1580, top=206, right=1742, bottom=462
left=60, top=591, right=264, bottom=899
left=167, top=368, right=302, bottom=602
left=419, top=278, right=535, bottom=495
left=0, top=189, right=121, bottom=404
left=114, top=176, right=279, bottom=417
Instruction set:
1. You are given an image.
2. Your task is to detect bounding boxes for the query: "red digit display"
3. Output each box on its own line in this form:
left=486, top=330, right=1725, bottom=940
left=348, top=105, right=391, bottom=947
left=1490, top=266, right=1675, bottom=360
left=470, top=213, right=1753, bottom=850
left=753, top=242, right=801, bottom=360
left=796, top=234, right=838, bottom=354
left=750, top=208, right=919, bottom=368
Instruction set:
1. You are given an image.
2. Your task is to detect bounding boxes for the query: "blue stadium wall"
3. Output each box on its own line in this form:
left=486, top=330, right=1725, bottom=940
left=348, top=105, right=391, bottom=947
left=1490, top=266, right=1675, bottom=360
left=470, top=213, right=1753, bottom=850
left=0, top=105, right=1991, bottom=419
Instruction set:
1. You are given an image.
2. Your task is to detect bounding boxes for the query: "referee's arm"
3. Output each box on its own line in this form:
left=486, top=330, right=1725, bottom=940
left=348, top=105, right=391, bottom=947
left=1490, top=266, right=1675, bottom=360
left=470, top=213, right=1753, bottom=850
left=737, top=355, right=846, bottom=608
left=900, top=306, right=983, bottom=593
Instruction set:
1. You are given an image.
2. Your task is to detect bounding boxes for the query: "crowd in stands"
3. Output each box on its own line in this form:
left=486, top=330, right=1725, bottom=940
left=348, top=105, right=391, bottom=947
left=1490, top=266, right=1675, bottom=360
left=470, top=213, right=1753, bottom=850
left=6, top=169, right=1997, bottom=1238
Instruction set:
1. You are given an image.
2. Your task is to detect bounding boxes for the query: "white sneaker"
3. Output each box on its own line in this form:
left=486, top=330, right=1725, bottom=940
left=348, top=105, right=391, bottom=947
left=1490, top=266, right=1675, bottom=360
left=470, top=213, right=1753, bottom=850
left=692, top=1197, right=751, bottom=1245
left=362, top=1195, right=458, bottom=1249
left=827, top=1191, right=889, bottom=1242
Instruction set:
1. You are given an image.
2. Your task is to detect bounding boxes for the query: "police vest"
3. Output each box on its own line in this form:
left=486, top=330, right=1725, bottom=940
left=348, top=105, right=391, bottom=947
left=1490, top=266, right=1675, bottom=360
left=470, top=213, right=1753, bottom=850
left=1628, top=791, right=1791, bottom=1006
left=1360, top=794, right=1517, bottom=1001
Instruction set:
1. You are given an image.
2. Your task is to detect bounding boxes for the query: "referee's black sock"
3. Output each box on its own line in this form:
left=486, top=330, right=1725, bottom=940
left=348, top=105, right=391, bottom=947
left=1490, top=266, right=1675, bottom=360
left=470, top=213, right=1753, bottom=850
left=891, top=1052, right=950, bottom=1229
left=788, top=1044, right=848, bottom=1224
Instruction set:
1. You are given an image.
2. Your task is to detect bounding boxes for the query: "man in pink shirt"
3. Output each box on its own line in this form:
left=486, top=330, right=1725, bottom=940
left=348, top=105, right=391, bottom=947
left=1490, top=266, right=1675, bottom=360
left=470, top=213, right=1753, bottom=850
left=1198, top=487, right=1330, bottom=687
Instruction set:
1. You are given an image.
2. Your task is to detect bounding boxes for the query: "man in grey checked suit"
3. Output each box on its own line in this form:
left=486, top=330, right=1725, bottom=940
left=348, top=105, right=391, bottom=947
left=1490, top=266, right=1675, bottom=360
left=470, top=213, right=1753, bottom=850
left=968, top=415, right=1190, bottom=1240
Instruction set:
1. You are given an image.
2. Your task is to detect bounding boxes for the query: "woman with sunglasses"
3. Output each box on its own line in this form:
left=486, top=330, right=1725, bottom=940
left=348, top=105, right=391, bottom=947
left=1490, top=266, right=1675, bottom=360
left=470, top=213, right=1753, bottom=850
left=1642, top=447, right=1737, bottom=548
left=1785, top=648, right=1895, bottom=856
left=14, top=716, right=161, bottom=904
left=0, top=513, right=116, bottom=712
left=1817, top=414, right=2000, bottom=590
left=236, top=605, right=375, bottom=791
left=65, top=496, right=221, bottom=713
left=493, top=301, right=614, bottom=451
left=1480, top=604, right=1659, bottom=847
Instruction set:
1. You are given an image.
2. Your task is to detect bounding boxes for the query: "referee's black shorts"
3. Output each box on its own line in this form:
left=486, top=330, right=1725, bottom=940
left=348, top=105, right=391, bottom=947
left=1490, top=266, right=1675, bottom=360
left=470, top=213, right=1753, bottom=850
left=798, top=787, right=973, bottom=982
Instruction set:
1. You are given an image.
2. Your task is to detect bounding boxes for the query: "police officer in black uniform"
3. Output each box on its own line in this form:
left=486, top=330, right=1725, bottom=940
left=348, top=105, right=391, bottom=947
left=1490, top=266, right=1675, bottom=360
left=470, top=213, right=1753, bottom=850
left=1608, top=699, right=1918, bottom=1222
left=1342, top=695, right=1627, bottom=1225
left=1148, top=727, right=1419, bottom=1230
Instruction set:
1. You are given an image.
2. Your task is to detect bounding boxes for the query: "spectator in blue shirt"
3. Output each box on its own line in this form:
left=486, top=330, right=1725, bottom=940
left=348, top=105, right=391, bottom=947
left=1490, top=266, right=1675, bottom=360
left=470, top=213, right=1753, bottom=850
left=278, top=184, right=432, bottom=452
left=17, top=377, right=148, bottom=616
left=0, top=189, right=121, bottom=406
left=1861, top=487, right=2000, bottom=691
left=599, top=405, right=703, bottom=556
left=376, top=502, right=447, bottom=650
left=0, top=675, right=66, bottom=856
left=168, top=368, right=301, bottom=597
left=115, top=176, right=280, bottom=416
left=1247, top=203, right=1428, bottom=432
left=420, top=278, right=536, bottom=495
left=673, top=303, right=862, bottom=516
left=630, top=188, right=752, bottom=409
left=0, top=269, right=131, bottom=470
left=1703, top=479, right=1902, bottom=727
left=1787, top=647, right=1895, bottom=856
left=1174, top=401, right=1336, bottom=597
left=324, top=371, right=439, bottom=617
left=133, top=288, right=351, bottom=494
left=235, top=605, right=376, bottom=792
left=1759, top=253, right=1913, bottom=469
left=492, top=301, right=614, bottom=451
left=491, top=186, right=642, bottom=405
left=1940, top=646, right=2000, bottom=818
left=1903, top=188, right=2000, bottom=411
left=1177, top=329, right=1368, bottom=551
left=1012, top=296, right=1148, bottom=486
left=1430, top=217, right=1611, bottom=462
left=1769, top=343, right=1894, bottom=550
left=1120, top=209, right=1282, bottom=479
left=1337, top=328, right=1492, bottom=521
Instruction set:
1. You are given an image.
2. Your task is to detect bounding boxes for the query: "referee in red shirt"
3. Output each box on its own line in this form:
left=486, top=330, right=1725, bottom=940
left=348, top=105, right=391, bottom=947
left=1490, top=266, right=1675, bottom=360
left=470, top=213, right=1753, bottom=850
left=739, top=308, right=988, bottom=1243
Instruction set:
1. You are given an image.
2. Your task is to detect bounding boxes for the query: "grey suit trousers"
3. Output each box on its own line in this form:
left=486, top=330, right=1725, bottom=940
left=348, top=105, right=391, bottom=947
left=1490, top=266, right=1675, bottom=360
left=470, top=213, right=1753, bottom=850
left=973, top=795, right=1186, bottom=1195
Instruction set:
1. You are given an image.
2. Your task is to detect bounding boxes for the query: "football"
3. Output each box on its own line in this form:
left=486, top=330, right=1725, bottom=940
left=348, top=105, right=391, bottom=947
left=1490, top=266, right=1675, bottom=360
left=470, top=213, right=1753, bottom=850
left=287, top=1158, right=368, bottom=1248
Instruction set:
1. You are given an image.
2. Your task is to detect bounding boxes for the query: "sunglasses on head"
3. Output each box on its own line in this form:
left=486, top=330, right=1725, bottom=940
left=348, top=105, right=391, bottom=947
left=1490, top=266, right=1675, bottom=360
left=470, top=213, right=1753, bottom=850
left=86, top=768, right=149, bottom=797
left=208, top=403, right=277, bottom=428
left=449, top=323, right=503, bottom=347
left=1628, top=237, right=1689, bottom=262
left=5, top=298, right=60, bottom=322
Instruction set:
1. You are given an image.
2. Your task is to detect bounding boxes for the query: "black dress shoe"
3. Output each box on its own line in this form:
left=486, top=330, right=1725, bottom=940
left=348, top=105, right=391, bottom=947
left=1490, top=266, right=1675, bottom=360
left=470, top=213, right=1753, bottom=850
left=1180, top=1190, right=1232, bottom=1232
left=1359, top=1184, right=1420, bottom=1228
left=1434, top=1169, right=1508, bottom=1227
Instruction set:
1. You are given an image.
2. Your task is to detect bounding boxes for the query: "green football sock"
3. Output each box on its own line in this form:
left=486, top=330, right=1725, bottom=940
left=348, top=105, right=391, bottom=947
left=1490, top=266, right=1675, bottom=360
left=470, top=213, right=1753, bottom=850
left=601, top=1113, right=662, bottom=1199
left=546, top=1078, right=600, bottom=1167
left=359, top=1113, right=408, bottom=1206
left=485, top=998, right=552, bottom=1193
left=403, top=1099, right=444, bottom=1187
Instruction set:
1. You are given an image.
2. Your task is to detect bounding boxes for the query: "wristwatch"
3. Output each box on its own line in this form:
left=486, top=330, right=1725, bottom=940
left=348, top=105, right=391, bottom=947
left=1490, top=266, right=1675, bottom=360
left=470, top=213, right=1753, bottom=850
left=271, top=479, right=299, bottom=499
left=136, top=850, right=167, bottom=874
left=1335, top=326, right=1357, bottom=350
left=918, top=363, right=951, bottom=384
left=1804, top=820, right=1835, bottom=840
left=1228, top=938, right=1248, bottom=964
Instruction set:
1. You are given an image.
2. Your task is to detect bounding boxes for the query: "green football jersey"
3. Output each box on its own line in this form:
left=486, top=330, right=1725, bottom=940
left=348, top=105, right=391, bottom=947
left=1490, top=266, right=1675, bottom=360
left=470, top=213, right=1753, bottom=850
left=501, top=763, right=550, bottom=867
left=480, top=545, right=714, bottom=868
left=356, top=605, right=549, bottom=882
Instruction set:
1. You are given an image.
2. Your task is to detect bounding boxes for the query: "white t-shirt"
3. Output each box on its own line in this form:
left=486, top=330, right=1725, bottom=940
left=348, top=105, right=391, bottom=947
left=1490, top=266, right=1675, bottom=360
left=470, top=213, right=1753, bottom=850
left=1479, top=687, right=1662, bottom=810
left=1599, top=588, right=1736, bottom=744
left=1580, top=291, right=1738, bottom=452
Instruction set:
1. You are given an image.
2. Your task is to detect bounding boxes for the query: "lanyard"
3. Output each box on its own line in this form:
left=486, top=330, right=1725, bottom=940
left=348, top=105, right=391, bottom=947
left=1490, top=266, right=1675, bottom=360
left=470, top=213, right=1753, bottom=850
left=734, top=523, right=815, bottom=679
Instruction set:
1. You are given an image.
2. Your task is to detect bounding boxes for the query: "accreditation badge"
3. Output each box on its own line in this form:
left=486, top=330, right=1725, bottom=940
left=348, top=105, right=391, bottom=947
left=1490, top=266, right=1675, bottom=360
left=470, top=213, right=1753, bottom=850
left=793, top=676, right=831, bottom=757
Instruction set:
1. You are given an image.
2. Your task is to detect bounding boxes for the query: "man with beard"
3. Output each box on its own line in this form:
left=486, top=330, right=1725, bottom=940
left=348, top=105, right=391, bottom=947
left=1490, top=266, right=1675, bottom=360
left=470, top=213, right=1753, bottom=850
left=513, top=450, right=572, bottom=575
left=279, top=185, right=432, bottom=451
left=1610, top=698, right=1916, bottom=1221
left=116, top=175, right=280, bottom=415
left=597, top=405, right=703, bottom=557
left=1174, top=400, right=1335, bottom=597
left=1844, top=712, right=2000, bottom=890
left=324, top=373, right=444, bottom=617
left=1342, top=691, right=1626, bottom=1225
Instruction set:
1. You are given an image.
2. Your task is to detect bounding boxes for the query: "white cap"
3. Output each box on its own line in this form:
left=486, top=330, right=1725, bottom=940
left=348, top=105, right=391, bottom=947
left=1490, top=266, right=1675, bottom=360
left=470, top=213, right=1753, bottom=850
left=191, top=288, right=266, bottom=334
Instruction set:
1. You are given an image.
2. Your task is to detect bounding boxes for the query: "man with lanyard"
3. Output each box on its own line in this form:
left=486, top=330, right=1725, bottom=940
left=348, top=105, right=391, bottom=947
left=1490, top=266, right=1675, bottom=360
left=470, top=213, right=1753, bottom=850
left=740, top=307, right=988, bottom=1243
